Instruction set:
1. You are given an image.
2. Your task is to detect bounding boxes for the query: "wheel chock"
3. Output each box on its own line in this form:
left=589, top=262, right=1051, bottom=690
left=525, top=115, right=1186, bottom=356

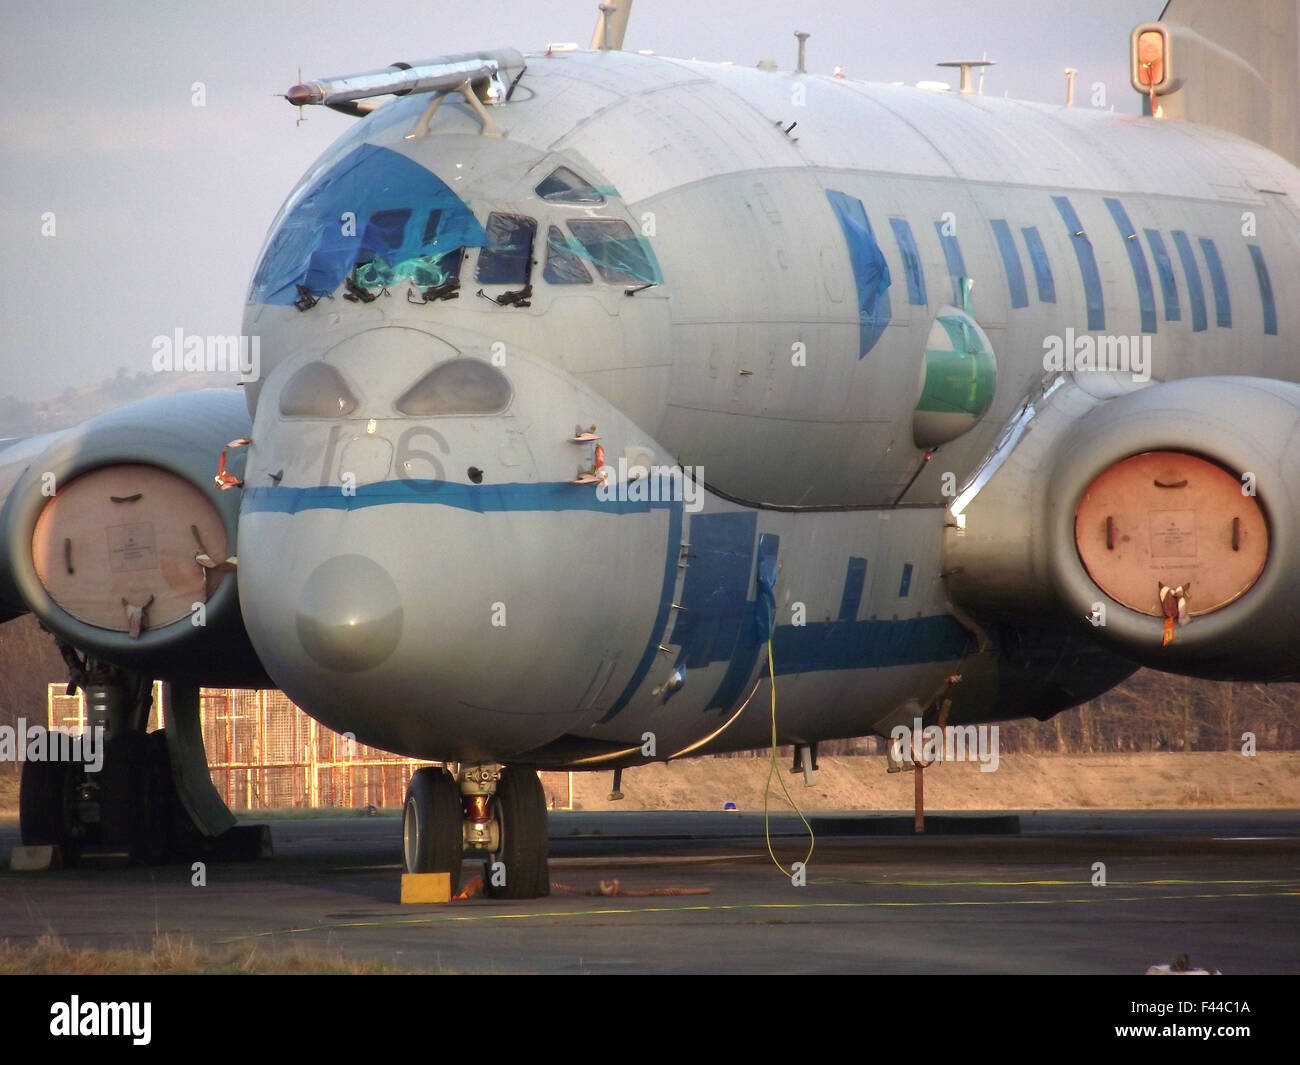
left=208, top=824, right=273, bottom=861
left=401, top=872, right=452, bottom=904
left=9, top=845, right=63, bottom=872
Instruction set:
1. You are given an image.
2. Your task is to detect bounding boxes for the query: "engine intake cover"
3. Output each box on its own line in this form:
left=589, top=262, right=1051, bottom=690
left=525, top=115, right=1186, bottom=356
left=1074, top=451, right=1267, bottom=617
left=32, top=464, right=229, bottom=633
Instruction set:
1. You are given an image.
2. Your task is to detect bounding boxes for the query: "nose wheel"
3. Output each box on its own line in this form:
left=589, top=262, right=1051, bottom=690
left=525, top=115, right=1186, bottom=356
left=402, top=766, right=464, bottom=895
left=402, top=764, right=550, bottom=899
left=483, top=766, right=550, bottom=899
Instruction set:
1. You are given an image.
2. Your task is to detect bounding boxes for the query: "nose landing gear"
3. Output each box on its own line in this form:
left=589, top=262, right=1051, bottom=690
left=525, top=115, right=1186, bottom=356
left=401, top=763, right=550, bottom=899
left=483, top=766, right=550, bottom=899
left=402, top=766, right=464, bottom=895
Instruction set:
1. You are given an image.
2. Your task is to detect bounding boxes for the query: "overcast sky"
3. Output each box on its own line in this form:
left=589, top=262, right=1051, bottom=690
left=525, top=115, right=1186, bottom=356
left=0, top=0, right=1160, bottom=402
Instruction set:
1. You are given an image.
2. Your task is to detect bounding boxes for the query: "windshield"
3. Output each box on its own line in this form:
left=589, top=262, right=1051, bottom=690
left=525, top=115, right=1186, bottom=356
left=248, top=143, right=488, bottom=305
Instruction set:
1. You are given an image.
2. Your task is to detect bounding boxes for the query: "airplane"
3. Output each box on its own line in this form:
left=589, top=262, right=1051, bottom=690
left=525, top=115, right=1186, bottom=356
left=3, top=0, right=1299, bottom=898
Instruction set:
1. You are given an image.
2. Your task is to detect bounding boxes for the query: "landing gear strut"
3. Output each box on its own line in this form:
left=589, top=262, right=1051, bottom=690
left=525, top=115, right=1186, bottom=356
left=19, top=660, right=161, bottom=864
left=401, top=763, right=550, bottom=898
left=19, top=650, right=258, bottom=865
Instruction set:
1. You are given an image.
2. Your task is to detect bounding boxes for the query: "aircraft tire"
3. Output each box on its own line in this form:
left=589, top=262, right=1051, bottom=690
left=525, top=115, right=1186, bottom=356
left=402, top=766, right=463, bottom=895
left=126, top=731, right=174, bottom=865
left=147, top=729, right=204, bottom=862
left=485, top=766, right=550, bottom=899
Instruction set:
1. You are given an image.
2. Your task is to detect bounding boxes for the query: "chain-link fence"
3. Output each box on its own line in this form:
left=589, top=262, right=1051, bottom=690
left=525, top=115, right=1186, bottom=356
left=48, top=684, right=436, bottom=810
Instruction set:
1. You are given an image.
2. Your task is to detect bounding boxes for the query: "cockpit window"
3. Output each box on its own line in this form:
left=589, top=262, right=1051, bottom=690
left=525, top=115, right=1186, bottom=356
left=279, top=363, right=358, bottom=418
left=248, top=144, right=488, bottom=306
left=535, top=167, right=605, bottom=205
left=543, top=225, right=593, bottom=285
left=566, top=219, right=661, bottom=285
left=355, top=245, right=463, bottom=291
left=422, top=210, right=443, bottom=244
left=364, top=209, right=412, bottom=253
left=475, top=214, right=537, bottom=285
left=395, top=359, right=512, bottom=416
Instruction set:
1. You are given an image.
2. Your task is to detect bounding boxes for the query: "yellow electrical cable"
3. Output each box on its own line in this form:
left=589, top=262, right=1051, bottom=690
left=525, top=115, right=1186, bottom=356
left=761, top=635, right=815, bottom=880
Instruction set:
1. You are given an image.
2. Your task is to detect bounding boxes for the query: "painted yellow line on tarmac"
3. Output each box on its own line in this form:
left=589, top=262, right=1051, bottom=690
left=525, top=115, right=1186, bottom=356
left=218, top=888, right=1300, bottom=941
left=328, top=854, right=763, bottom=874
left=810, top=877, right=1300, bottom=887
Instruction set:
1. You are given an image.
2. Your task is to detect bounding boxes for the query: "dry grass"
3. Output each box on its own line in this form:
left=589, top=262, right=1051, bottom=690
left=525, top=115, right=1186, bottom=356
left=0, top=934, right=401, bottom=974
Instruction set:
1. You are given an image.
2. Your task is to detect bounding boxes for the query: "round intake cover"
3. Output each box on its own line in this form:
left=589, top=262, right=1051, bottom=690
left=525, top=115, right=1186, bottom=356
left=1074, top=451, right=1267, bottom=617
left=31, top=464, right=229, bottom=633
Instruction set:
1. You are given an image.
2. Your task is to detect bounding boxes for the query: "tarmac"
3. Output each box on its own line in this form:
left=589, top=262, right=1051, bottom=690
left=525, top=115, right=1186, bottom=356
left=1, top=809, right=1297, bottom=973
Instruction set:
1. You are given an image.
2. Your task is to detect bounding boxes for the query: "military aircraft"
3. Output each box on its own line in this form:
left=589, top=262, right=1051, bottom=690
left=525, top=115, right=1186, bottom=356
left=3, top=0, right=1298, bottom=898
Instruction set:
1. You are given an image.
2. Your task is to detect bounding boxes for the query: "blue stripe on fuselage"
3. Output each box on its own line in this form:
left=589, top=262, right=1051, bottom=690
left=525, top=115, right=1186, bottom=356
left=242, top=480, right=677, bottom=515
left=600, top=499, right=684, bottom=722
left=670, top=512, right=757, bottom=668
left=773, top=615, right=973, bottom=674
left=243, top=481, right=973, bottom=703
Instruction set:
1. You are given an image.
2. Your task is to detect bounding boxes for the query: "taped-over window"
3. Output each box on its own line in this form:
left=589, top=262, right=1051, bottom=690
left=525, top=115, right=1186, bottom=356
left=826, top=190, right=892, bottom=358
left=249, top=143, right=488, bottom=305
left=1021, top=226, right=1055, bottom=303
left=542, top=225, right=592, bottom=284
left=357, top=247, right=462, bottom=290
left=1104, top=198, right=1157, bottom=333
left=888, top=218, right=926, bottom=306
left=1171, top=230, right=1207, bottom=331
left=566, top=219, right=661, bottom=284
left=364, top=209, right=411, bottom=253
left=1053, top=196, right=1105, bottom=331
left=279, top=363, right=358, bottom=418
left=1199, top=237, right=1231, bottom=327
left=1143, top=230, right=1180, bottom=322
left=933, top=221, right=967, bottom=306
left=990, top=219, right=1028, bottom=309
left=476, top=214, right=536, bottom=285
left=838, top=557, right=867, bottom=622
left=536, top=167, right=605, bottom=205
left=396, top=359, right=512, bottom=416
left=353, top=207, right=465, bottom=290
left=1248, top=244, right=1277, bottom=336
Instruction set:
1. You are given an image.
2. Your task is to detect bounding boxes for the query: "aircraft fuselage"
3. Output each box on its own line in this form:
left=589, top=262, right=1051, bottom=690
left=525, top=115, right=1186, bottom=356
left=234, top=50, right=1300, bottom=765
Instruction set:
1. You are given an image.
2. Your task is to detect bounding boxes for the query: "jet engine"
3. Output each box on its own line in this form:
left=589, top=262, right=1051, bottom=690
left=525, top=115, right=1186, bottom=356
left=946, top=375, right=1300, bottom=682
left=0, top=391, right=267, bottom=687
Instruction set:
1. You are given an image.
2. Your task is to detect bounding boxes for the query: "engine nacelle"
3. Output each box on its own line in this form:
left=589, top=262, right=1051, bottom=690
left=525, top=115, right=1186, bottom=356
left=946, top=375, right=1300, bottom=681
left=0, top=392, right=268, bottom=687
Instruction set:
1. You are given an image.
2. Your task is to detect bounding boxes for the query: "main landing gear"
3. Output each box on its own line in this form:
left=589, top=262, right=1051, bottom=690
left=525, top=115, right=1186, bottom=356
left=402, top=763, right=549, bottom=899
left=19, top=650, right=263, bottom=865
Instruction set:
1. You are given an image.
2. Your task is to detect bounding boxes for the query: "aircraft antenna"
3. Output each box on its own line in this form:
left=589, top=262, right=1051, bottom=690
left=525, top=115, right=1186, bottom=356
left=937, top=59, right=996, bottom=94
left=590, top=0, right=633, bottom=51
left=794, top=31, right=809, bottom=75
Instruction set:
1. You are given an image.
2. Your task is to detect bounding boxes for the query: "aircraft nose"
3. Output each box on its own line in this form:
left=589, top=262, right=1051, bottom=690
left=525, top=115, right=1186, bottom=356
left=295, top=554, right=404, bottom=672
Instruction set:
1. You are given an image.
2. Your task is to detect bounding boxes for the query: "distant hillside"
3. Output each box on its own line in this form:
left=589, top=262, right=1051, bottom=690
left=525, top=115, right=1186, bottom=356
left=0, top=367, right=241, bottom=438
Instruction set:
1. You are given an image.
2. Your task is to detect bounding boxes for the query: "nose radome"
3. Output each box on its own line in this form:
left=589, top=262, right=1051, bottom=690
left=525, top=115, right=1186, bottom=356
left=296, top=555, right=404, bottom=672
